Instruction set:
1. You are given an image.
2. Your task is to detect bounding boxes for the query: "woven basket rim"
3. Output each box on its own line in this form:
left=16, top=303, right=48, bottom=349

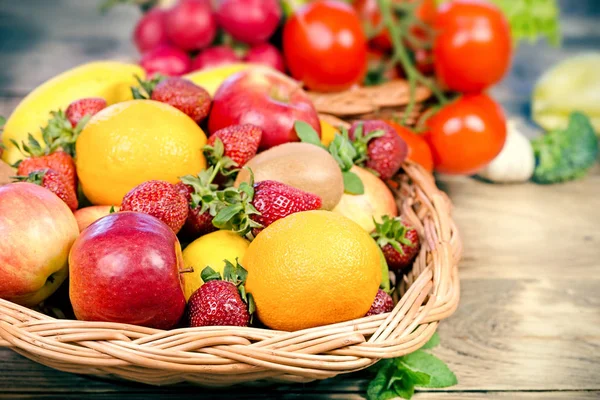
left=0, top=161, right=461, bottom=387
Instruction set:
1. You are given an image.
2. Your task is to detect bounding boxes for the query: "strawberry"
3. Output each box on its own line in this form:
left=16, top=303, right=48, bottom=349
left=187, top=261, right=254, bottom=328
left=371, top=216, right=420, bottom=271
left=131, top=75, right=211, bottom=123
left=65, top=97, right=107, bottom=128
left=365, top=289, right=394, bottom=316
left=205, top=124, right=262, bottom=168
left=174, top=179, right=218, bottom=238
left=17, top=150, right=77, bottom=192
left=120, top=180, right=189, bottom=234
left=250, top=180, right=322, bottom=234
left=14, top=169, right=78, bottom=211
left=349, top=120, right=408, bottom=180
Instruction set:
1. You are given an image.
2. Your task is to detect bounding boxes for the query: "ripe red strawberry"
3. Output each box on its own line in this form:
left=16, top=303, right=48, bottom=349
left=371, top=216, right=421, bottom=271
left=206, top=124, right=262, bottom=168
left=187, top=261, right=253, bottom=328
left=17, top=151, right=77, bottom=192
left=65, top=97, right=107, bottom=127
left=150, top=77, right=211, bottom=123
left=174, top=180, right=217, bottom=238
left=349, top=120, right=408, bottom=180
left=250, top=180, right=322, bottom=234
left=365, top=289, right=394, bottom=316
left=15, top=169, right=78, bottom=211
left=120, top=180, right=188, bottom=234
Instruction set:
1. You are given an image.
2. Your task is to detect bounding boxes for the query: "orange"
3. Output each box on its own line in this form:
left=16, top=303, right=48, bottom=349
left=76, top=100, right=207, bottom=205
left=244, top=210, right=381, bottom=331
left=320, top=119, right=338, bottom=146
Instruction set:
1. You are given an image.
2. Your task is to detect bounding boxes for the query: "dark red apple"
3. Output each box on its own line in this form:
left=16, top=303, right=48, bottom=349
left=140, top=45, right=191, bottom=76
left=208, top=68, right=321, bottom=149
left=244, top=43, right=285, bottom=72
left=214, top=0, right=282, bottom=45
left=191, top=46, right=239, bottom=71
left=165, top=0, right=216, bottom=51
left=69, top=212, right=186, bottom=329
left=133, top=8, right=169, bottom=53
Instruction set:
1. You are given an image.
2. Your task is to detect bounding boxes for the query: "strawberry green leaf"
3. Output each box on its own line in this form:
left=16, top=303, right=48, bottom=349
left=295, top=120, right=324, bottom=148
left=201, top=266, right=222, bottom=282
left=213, top=203, right=244, bottom=226
left=421, top=332, right=440, bottom=350
left=400, top=351, right=458, bottom=388
left=109, top=205, right=116, bottom=214
left=342, top=171, right=364, bottom=195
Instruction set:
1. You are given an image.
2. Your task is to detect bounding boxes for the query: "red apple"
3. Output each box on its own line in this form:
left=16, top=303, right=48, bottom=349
left=244, top=43, right=286, bottom=72
left=0, top=183, right=79, bottom=306
left=191, top=46, right=239, bottom=71
left=208, top=68, right=321, bottom=149
left=74, top=206, right=120, bottom=233
left=333, top=166, right=398, bottom=232
left=69, top=212, right=186, bottom=329
left=133, top=8, right=169, bottom=53
left=164, top=0, right=216, bottom=51
left=214, top=0, right=282, bottom=45
left=140, top=45, right=191, bottom=77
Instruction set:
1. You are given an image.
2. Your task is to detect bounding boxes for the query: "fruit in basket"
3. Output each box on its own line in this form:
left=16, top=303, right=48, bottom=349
left=76, top=100, right=207, bottom=205
left=120, top=180, right=189, bottom=234
left=365, top=289, right=394, bottom=316
left=244, top=44, right=285, bottom=73
left=386, top=120, right=434, bottom=172
left=349, top=120, right=408, bottom=181
left=0, top=183, right=79, bottom=306
left=244, top=210, right=381, bottom=331
left=181, top=230, right=249, bottom=300
left=65, top=97, right=107, bottom=127
left=164, top=0, right=216, bottom=51
left=187, top=262, right=251, bottom=327
left=183, top=63, right=252, bottom=96
left=333, top=165, right=398, bottom=232
left=133, top=8, right=169, bottom=53
left=192, top=46, right=239, bottom=71
left=433, top=0, right=512, bottom=93
left=283, top=0, right=367, bottom=92
left=214, top=0, right=282, bottom=45
left=319, top=119, right=338, bottom=147
left=149, top=77, right=211, bottom=123
left=425, top=93, right=507, bottom=175
left=140, top=45, right=191, bottom=76
left=17, top=150, right=77, bottom=192
left=74, top=206, right=120, bottom=232
left=13, top=169, right=78, bottom=211
left=234, top=142, right=344, bottom=211
left=372, top=216, right=420, bottom=271
left=174, top=175, right=218, bottom=238
left=69, top=212, right=186, bottom=329
left=1, top=61, right=144, bottom=165
left=208, top=68, right=321, bottom=150
left=205, top=124, right=262, bottom=168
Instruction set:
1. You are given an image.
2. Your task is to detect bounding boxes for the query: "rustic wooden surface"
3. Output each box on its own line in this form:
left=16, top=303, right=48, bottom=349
left=1, top=0, right=599, bottom=399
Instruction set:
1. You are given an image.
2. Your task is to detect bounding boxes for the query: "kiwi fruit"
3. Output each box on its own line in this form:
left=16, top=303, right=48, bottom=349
left=234, top=142, right=344, bottom=210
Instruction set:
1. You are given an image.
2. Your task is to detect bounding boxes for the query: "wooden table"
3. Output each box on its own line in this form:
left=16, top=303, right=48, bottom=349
left=1, top=1, right=599, bottom=398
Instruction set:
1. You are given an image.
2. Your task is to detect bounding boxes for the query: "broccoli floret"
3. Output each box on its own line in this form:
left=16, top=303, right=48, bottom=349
left=531, top=112, right=598, bottom=184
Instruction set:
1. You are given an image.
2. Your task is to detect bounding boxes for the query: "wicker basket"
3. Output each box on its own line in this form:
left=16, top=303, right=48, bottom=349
left=0, top=161, right=460, bottom=387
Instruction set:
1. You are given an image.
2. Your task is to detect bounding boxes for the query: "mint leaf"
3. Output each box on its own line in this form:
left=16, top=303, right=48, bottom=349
left=342, top=171, right=364, bottom=195
left=367, top=361, right=400, bottom=400
left=401, top=351, right=458, bottom=388
left=421, top=332, right=440, bottom=349
left=295, top=120, right=323, bottom=148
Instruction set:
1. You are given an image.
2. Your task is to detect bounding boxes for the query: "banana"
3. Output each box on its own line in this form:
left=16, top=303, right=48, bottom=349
left=184, top=63, right=275, bottom=97
left=2, top=61, right=145, bottom=165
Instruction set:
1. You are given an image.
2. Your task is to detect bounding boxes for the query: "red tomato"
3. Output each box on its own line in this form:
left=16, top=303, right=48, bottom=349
left=424, top=94, right=506, bottom=175
left=386, top=120, right=434, bottom=172
left=433, top=0, right=512, bottom=93
left=283, top=1, right=368, bottom=92
left=354, top=0, right=436, bottom=51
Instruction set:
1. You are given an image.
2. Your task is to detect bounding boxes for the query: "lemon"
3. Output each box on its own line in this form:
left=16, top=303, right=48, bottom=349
left=181, top=230, right=250, bottom=300
left=244, top=210, right=381, bottom=331
left=76, top=100, right=207, bottom=205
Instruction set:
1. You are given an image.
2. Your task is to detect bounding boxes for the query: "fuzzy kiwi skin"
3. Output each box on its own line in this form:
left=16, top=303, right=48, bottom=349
left=234, top=142, right=344, bottom=210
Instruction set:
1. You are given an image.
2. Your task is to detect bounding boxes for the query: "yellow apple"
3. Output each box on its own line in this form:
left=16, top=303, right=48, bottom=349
left=74, top=206, right=120, bottom=233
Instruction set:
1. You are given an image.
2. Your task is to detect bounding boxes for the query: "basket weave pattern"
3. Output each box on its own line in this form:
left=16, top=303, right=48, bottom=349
left=0, top=162, right=461, bottom=386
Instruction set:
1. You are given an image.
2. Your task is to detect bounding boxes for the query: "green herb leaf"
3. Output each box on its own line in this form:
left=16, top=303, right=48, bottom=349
left=421, top=332, right=440, bottom=349
left=200, top=266, right=222, bottom=282
left=400, top=351, right=458, bottom=388
left=295, top=120, right=324, bottom=148
left=342, top=171, right=364, bottom=194
left=367, top=361, right=400, bottom=400
left=0, top=116, right=6, bottom=128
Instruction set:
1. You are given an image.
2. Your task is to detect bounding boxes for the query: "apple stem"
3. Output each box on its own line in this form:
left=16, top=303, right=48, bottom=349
left=179, top=267, right=194, bottom=274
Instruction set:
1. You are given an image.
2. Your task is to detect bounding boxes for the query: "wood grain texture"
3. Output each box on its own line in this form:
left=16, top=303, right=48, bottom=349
left=1, top=0, right=600, bottom=398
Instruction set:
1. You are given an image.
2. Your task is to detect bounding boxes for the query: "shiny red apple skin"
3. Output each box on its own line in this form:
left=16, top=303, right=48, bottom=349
left=208, top=68, right=321, bottom=150
left=74, top=206, right=120, bottom=233
left=0, top=182, right=79, bottom=306
left=69, top=212, right=186, bottom=329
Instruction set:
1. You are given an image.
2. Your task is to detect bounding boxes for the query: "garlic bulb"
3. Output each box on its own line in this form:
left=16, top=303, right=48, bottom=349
left=477, top=121, right=535, bottom=183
